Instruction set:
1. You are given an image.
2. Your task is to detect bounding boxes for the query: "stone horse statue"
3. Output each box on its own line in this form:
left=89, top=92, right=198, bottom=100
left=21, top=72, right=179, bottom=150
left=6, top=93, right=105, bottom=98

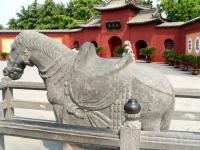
left=3, top=31, right=175, bottom=131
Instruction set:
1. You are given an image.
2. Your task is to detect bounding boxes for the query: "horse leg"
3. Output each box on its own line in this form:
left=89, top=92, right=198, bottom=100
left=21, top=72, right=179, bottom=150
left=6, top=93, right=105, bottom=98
left=53, top=104, right=64, bottom=124
left=160, top=104, right=174, bottom=131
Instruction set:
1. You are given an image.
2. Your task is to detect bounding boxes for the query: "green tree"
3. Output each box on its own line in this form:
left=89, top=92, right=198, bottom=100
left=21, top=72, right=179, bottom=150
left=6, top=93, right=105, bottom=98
left=36, top=0, right=77, bottom=29
left=7, top=0, right=103, bottom=29
left=67, top=0, right=102, bottom=21
left=56, top=2, right=67, bottom=15
left=161, top=0, right=200, bottom=21
left=36, top=0, right=58, bottom=29
left=7, top=0, right=40, bottom=29
left=0, top=24, right=4, bottom=29
left=7, top=18, right=18, bottom=29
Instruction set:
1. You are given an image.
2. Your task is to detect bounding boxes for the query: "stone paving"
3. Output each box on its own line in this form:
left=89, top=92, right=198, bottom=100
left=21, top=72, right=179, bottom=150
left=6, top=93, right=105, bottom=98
left=136, top=61, right=200, bottom=89
left=136, top=61, right=200, bottom=132
left=0, top=61, right=200, bottom=150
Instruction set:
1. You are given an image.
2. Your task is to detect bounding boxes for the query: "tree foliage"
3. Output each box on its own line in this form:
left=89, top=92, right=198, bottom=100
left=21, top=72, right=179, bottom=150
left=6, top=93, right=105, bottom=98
left=8, top=0, right=40, bottom=29
left=36, top=0, right=74, bottom=29
left=161, top=0, right=200, bottom=21
left=0, top=24, right=4, bottom=29
left=7, top=0, right=103, bottom=29
left=67, top=0, right=102, bottom=21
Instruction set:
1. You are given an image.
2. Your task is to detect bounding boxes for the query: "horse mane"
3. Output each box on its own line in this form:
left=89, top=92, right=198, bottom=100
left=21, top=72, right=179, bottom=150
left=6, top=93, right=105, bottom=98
left=14, top=31, right=74, bottom=61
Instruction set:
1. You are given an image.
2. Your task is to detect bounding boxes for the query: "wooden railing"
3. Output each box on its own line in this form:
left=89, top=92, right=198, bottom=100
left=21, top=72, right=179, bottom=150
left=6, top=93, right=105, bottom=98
left=0, top=119, right=199, bottom=150
left=0, top=78, right=200, bottom=150
left=0, top=78, right=200, bottom=121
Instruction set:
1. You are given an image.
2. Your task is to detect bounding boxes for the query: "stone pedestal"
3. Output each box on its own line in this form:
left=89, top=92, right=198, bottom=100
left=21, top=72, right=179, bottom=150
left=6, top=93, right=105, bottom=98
left=120, top=99, right=141, bottom=150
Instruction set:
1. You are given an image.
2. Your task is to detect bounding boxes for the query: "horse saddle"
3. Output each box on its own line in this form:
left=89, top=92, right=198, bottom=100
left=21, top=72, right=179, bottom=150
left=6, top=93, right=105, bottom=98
left=68, top=42, right=132, bottom=111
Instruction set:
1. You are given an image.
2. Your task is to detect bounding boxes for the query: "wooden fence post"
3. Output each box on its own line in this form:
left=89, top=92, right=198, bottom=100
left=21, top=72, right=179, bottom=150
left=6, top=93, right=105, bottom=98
left=0, top=110, right=5, bottom=150
left=120, top=99, right=141, bottom=150
left=1, top=77, right=14, bottom=119
left=0, top=78, right=10, bottom=150
left=0, top=136, right=5, bottom=150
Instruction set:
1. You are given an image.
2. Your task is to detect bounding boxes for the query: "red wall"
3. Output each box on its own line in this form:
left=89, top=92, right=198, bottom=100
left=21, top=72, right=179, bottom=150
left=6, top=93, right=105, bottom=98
left=181, top=21, right=200, bottom=54
left=154, top=27, right=181, bottom=61
left=1, top=7, right=200, bottom=62
left=0, top=32, right=71, bottom=53
left=69, top=31, right=84, bottom=48
left=43, top=33, right=71, bottom=47
left=100, top=8, right=135, bottom=57
left=129, top=23, right=157, bottom=60
left=0, top=33, right=18, bottom=54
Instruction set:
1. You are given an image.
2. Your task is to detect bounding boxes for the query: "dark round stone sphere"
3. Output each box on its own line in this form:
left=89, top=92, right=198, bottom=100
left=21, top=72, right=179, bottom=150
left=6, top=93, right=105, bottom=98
left=124, top=99, right=141, bottom=114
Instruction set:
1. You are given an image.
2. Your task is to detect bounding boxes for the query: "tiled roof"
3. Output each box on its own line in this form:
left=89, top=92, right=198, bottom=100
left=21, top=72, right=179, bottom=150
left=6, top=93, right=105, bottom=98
left=78, top=16, right=101, bottom=28
left=157, top=22, right=185, bottom=27
left=128, top=9, right=162, bottom=24
left=0, top=29, right=82, bottom=33
left=94, top=0, right=151, bottom=11
left=156, top=16, right=200, bottom=28
left=184, top=16, right=200, bottom=26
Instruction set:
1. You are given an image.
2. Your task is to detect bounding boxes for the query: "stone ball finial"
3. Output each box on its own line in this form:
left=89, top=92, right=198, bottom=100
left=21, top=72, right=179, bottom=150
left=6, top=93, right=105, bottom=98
left=124, top=99, right=141, bottom=114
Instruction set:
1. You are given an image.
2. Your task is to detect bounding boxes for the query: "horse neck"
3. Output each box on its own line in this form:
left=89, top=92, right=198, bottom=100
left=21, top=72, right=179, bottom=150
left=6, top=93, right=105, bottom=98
left=30, top=50, right=72, bottom=79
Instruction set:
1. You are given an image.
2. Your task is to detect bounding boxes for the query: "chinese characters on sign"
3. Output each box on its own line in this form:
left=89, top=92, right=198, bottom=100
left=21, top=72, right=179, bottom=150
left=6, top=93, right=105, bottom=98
left=106, top=21, right=122, bottom=30
left=188, top=38, right=192, bottom=53
left=195, top=37, right=200, bottom=54
left=187, top=34, right=200, bottom=55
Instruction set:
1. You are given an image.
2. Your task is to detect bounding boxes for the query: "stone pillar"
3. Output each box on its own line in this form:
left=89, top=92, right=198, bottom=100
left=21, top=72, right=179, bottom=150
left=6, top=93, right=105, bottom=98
left=120, top=99, right=141, bottom=150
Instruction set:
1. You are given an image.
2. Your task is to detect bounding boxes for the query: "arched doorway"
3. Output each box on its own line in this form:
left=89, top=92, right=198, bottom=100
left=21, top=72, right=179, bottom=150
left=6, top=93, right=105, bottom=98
left=164, top=39, right=174, bottom=49
left=108, top=36, right=122, bottom=57
left=91, top=41, right=98, bottom=48
left=135, top=40, right=147, bottom=59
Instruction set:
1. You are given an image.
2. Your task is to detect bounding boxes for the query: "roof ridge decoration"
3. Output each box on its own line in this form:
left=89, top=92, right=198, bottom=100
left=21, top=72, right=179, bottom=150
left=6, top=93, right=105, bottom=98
left=84, top=16, right=99, bottom=24
left=156, top=17, right=200, bottom=28
left=125, top=0, right=133, bottom=4
left=94, top=0, right=151, bottom=11
left=77, top=15, right=101, bottom=28
left=127, top=8, right=164, bottom=25
left=156, top=12, right=200, bottom=28
left=103, top=0, right=113, bottom=6
left=152, top=5, right=161, bottom=19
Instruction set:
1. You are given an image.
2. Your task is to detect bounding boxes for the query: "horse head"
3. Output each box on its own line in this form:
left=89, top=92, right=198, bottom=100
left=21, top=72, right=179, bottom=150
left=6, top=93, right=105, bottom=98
left=3, top=33, right=33, bottom=80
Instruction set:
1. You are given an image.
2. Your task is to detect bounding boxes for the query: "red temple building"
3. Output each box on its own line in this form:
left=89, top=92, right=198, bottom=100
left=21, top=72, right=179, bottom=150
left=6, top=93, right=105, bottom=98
left=1, top=0, right=200, bottom=61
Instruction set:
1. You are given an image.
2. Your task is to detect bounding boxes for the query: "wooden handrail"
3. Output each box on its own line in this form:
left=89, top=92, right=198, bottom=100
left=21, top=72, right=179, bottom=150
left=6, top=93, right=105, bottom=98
left=0, top=119, right=199, bottom=150
left=0, top=80, right=199, bottom=121
left=140, top=131, right=200, bottom=150
left=0, top=119, right=119, bottom=147
left=2, top=81, right=46, bottom=90
left=0, top=80, right=200, bottom=98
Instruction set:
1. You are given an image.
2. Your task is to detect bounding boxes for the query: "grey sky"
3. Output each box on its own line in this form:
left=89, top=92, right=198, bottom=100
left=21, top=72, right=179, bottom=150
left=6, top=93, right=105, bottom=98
left=0, top=0, right=159, bottom=27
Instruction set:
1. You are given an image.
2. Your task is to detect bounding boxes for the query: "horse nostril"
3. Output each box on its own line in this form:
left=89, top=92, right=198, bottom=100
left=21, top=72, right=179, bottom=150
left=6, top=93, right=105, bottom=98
left=3, top=68, right=9, bottom=76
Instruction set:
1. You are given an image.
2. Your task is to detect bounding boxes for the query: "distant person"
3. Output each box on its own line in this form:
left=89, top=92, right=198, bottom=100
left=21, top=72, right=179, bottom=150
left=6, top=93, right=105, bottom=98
left=72, top=47, right=78, bottom=53
left=122, top=40, right=135, bottom=62
left=72, top=41, right=80, bottom=53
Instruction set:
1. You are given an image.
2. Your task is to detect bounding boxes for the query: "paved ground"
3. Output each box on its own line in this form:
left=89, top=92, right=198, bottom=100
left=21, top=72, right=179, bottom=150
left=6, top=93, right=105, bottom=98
left=136, top=61, right=200, bottom=89
left=136, top=61, right=200, bottom=132
left=0, top=61, right=200, bottom=150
